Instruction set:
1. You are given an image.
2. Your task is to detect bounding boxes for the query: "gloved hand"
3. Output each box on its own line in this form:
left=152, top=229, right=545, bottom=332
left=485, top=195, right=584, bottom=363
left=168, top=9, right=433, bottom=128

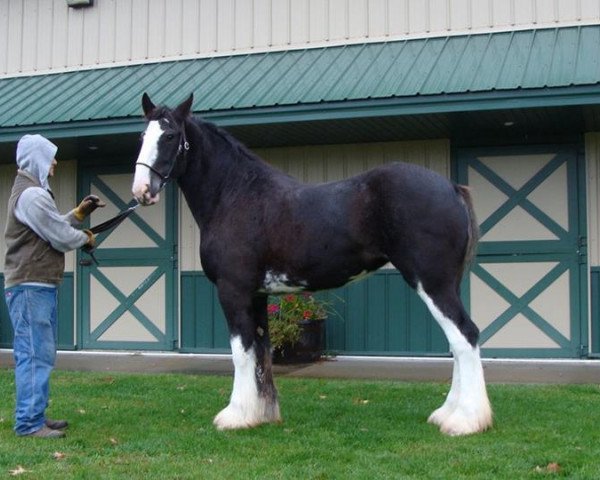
left=82, top=229, right=96, bottom=251
left=74, top=195, right=106, bottom=221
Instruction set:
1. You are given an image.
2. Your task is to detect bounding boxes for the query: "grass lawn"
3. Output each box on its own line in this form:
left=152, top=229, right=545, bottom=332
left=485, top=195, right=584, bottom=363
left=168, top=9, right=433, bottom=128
left=0, top=368, right=599, bottom=479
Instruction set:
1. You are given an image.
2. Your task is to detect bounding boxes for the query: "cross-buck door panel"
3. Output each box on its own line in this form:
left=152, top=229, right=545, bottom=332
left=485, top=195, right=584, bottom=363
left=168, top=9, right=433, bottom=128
left=78, top=166, right=177, bottom=351
left=458, top=146, right=586, bottom=358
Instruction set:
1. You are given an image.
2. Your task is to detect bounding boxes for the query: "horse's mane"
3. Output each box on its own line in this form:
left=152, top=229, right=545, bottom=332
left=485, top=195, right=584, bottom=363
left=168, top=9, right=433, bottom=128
left=191, top=116, right=264, bottom=166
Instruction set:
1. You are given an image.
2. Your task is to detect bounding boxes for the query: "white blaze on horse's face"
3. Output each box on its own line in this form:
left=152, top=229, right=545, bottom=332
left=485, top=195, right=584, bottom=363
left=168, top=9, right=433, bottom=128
left=132, top=120, right=164, bottom=205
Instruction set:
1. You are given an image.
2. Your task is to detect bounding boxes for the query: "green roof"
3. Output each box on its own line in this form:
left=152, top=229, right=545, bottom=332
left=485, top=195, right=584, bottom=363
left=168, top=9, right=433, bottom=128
left=1, top=25, right=599, bottom=140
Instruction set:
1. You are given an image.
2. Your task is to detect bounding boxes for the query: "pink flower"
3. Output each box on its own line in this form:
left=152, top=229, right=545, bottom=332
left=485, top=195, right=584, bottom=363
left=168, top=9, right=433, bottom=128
left=267, top=304, right=280, bottom=315
left=303, top=310, right=312, bottom=319
left=283, top=294, right=296, bottom=302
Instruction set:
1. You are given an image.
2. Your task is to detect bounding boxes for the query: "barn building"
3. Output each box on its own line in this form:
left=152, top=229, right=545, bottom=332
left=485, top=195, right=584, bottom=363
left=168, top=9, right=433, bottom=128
left=1, top=0, right=600, bottom=359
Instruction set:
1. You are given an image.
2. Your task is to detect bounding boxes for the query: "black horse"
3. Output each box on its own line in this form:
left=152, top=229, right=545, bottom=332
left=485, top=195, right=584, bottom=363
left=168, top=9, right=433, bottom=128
left=132, top=93, right=492, bottom=436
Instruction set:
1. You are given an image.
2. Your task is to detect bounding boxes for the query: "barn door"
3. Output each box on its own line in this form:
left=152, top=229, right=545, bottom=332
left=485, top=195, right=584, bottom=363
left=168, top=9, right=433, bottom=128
left=78, top=165, right=178, bottom=350
left=457, top=146, right=586, bottom=358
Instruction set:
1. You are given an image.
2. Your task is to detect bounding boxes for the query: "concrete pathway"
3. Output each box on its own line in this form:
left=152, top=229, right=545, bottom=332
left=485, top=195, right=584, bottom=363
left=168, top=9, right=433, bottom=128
left=2, top=349, right=600, bottom=384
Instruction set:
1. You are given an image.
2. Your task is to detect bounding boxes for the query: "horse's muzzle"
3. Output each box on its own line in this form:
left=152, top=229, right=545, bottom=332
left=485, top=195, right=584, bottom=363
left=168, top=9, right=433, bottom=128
left=132, top=184, right=160, bottom=206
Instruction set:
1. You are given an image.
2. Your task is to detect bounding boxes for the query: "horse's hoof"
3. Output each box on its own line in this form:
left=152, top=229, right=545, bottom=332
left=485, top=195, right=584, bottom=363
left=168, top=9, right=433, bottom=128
left=213, top=403, right=282, bottom=431
left=427, top=406, right=453, bottom=426
left=213, top=406, right=253, bottom=430
left=438, top=408, right=493, bottom=436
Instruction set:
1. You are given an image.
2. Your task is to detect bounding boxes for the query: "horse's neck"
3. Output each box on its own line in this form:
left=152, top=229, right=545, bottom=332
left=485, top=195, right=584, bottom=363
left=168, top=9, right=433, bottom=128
left=177, top=120, right=264, bottom=229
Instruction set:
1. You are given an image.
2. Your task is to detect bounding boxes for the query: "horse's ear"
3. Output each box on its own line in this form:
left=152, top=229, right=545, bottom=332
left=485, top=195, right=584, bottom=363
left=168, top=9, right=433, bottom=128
left=174, top=93, right=193, bottom=120
left=142, top=93, right=156, bottom=118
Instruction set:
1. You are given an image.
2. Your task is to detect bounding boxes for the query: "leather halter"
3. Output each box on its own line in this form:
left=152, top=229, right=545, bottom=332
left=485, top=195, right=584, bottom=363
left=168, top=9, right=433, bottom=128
left=135, top=126, right=190, bottom=186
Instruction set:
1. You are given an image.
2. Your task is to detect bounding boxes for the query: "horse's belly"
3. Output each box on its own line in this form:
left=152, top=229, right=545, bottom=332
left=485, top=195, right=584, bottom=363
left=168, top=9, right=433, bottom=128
left=258, top=271, right=309, bottom=294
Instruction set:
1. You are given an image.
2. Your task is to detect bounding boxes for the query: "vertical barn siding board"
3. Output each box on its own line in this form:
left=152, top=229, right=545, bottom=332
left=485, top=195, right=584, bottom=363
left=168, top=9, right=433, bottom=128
left=131, top=0, right=149, bottom=59
left=67, top=6, right=84, bottom=67
left=328, top=0, right=347, bottom=41
left=181, top=0, right=200, bottom=54
left=558, top=0, right=580, bottom=21
left=50, top=0, right=68, bottom=69
left=387, top=0, right=408, bottom=36
left=346, top=281, right=367, bottom=350
left=387, top=273, right=406, bottom=350
left=213, top=288, right=230, bottom=348
left=180, top=274, right=197, bottom=349
left=272, top=0, right=291, bottom=46
left=115, top=0, right=133, bottom=62
left=407, top=284, right=430, bottom=351
left=7, top=0, right=23, bottom=73
left=199, top=0, right=218, bottom=53
left=165, top=0, right=183, bottom=58
left=471, top=0, right=492, bottom=29
left=290, top=0, right=310, bottom=44
left=536, top=0, right=558, bottom=24
left=430, top=0, right=449, bottom=32
left=492, top=0, right=513, bottom=27
left=21, top=0, right=38, bottom=72
left=366, top=274, right=387, bottom=350
left=309, top=0, right=328, bottom=42
left=82, top=3, right=100, bottom=65
left=586, top=133, right=600, bottom=267
left=147, top=0, right=166, bottom=58
left=235, top=0, right=254, bottom=50
left=514, top=0, right=535, bottom=24
left=253, top=0, right=272, bottom=48
left=97, top=0, right=118, bottom=64
left=0, top=2, right=7, bottom=73
left=582, top=0, right=600, bottom=17
left=409, top=0, right=428, bottom=34
left=196, top=276, right=214, bottom=348
left=348, top=0, right=367, bottom=38
left=217, top=0, right=235, bottom=52
left=368, top=0, right=387, bottom=37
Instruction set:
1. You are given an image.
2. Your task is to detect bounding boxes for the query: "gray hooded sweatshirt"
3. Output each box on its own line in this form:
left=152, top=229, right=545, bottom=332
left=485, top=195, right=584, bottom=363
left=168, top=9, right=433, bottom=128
left=13, top=134, right=88, bottom=253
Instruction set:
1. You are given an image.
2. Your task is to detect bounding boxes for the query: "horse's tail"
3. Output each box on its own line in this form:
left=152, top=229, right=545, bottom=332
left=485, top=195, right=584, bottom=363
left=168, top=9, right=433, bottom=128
left=456, top=184, right=479, bottom=279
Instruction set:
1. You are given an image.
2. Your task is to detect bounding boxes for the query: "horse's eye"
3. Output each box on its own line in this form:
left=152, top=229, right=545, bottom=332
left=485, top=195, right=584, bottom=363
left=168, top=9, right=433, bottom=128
left=166, top=134, right=174, bottom=140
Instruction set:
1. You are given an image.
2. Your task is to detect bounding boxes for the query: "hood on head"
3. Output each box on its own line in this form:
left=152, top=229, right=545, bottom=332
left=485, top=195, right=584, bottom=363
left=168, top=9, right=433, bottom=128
left=16, top=134, right=58, bottom=190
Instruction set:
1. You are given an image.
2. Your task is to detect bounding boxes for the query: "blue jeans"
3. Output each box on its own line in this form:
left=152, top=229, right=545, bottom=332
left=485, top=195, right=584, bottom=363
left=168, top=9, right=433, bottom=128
left=4, top=285, right=58, bottom=435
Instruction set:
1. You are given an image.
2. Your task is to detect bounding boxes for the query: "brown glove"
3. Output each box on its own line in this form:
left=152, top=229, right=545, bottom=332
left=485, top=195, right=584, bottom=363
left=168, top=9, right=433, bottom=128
left=74, top=195, right=106, bottom=221
left=83, top=229, right=96, bottom=249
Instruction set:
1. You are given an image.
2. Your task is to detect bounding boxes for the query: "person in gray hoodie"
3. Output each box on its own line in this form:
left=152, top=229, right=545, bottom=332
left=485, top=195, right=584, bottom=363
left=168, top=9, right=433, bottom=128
left=3, top=134, right=104, bottom=438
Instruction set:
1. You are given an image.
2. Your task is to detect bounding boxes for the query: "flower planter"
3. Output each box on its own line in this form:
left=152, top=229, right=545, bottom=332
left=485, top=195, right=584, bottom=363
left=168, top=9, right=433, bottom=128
left=272, top=318, right=325, bottom=364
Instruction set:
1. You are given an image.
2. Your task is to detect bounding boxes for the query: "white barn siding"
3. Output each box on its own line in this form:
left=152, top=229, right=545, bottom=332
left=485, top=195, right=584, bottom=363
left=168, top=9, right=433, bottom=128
left=586, top=132, right=600, bottom=268
left=179, top=139, right=450, bottom=271
left=2, top=0, right=600, bottom=76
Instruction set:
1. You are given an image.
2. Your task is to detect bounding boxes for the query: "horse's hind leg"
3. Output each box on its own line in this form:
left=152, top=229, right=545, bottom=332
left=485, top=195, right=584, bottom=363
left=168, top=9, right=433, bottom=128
left=213, top=285, right=281, bottom=430
left=417, top=283, right=492, bottom=436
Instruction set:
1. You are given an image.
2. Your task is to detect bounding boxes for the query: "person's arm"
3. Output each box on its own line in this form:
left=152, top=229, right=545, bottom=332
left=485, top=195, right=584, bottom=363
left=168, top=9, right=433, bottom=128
left=15, top=187, right=91, bottom=253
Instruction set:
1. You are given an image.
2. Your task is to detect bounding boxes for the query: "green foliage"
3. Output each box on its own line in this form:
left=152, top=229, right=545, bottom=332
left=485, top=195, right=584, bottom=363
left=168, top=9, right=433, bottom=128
left=267, top=293, right=329, bottom=348
left=1, top=370, right=600, bottom=479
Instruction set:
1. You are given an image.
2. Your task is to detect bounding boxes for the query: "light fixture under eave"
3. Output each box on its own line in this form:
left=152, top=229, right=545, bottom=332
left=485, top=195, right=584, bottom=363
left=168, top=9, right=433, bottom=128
left=87, top=145, right=99, bottom=152
left=503, top=121, right=515, bottom=127
left=67, top=0, right=93, bottom=8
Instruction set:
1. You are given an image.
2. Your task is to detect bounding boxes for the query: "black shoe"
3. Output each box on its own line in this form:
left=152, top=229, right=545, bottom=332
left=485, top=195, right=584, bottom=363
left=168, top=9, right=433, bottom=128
left=46, top=419, right=68, bottom=430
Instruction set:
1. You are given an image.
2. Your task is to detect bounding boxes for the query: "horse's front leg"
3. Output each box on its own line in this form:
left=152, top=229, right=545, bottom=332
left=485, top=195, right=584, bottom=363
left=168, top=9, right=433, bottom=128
left=213, top=287, right=281, bottom=430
